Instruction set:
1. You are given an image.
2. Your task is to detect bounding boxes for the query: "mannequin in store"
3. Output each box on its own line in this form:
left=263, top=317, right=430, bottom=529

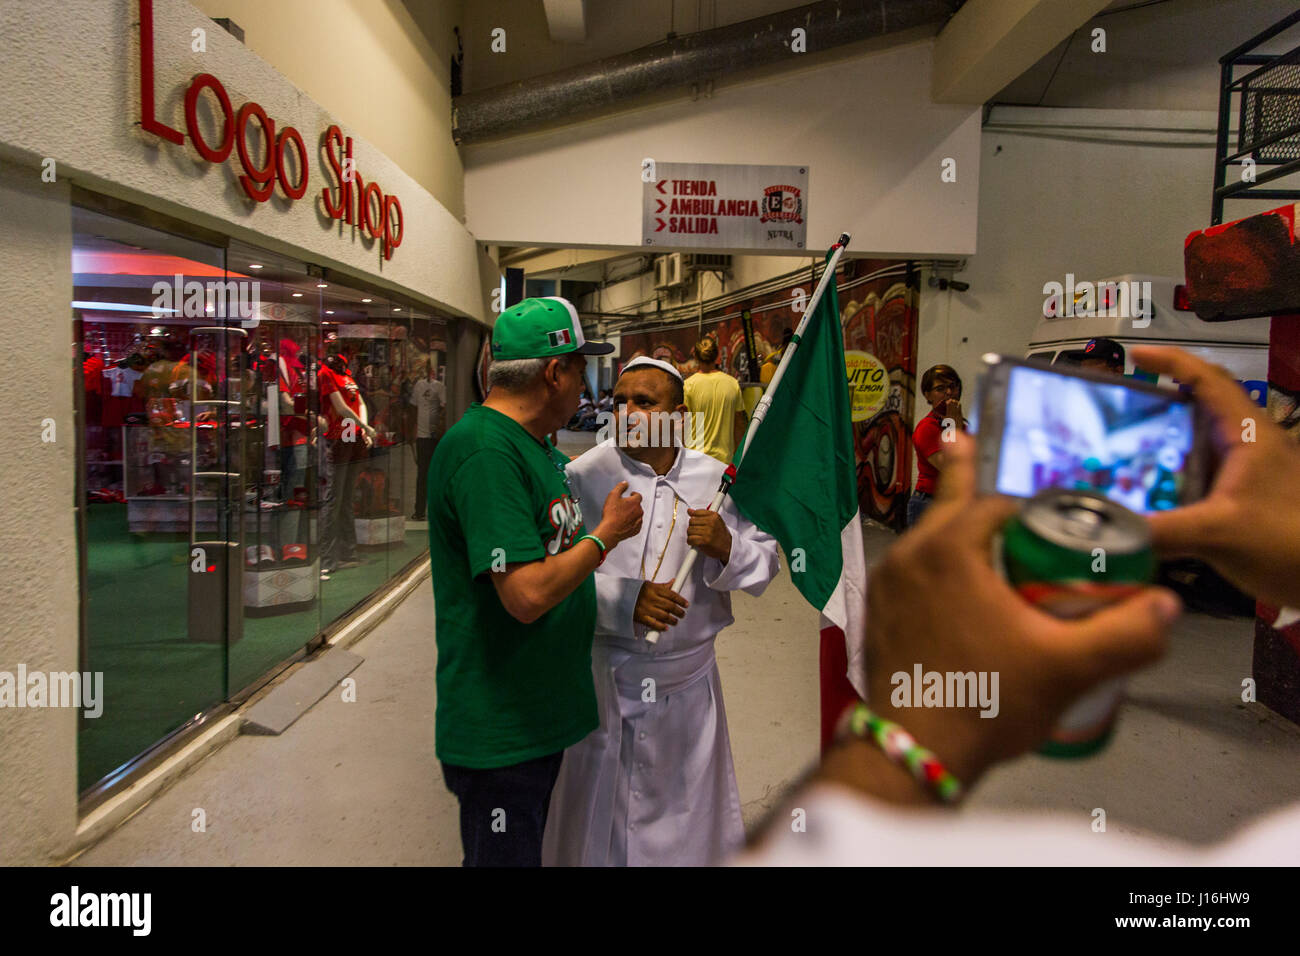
left=318, top=346, right=375, bottom=578
left=275, top=337, right=310, bottom=505
left=82, top=348, right=104, bottom=434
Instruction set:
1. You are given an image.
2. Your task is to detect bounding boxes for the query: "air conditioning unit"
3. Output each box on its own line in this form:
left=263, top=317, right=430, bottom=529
left=653, top=253, right=684, bottom=289
left=685, top=253, right=731, bottom=273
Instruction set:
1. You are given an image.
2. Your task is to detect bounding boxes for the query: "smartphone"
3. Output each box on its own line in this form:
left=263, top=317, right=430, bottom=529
left=973, top=354, right=1211, bottom=512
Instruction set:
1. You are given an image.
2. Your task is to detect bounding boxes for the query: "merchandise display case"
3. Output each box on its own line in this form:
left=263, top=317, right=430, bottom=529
left=122, top=422, right=219, bottom=533
left=240, top=328, right=320, bottom=615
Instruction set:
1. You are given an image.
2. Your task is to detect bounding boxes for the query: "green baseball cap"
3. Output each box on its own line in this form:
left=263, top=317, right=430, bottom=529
left=491, top=297, right=614, bottom=360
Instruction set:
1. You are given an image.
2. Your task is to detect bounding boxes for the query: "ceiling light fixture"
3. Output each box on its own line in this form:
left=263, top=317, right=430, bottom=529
left=292, top=292, right=303, bottom=298
left=249, top=264, right=263, bottom=269
left=71, top=300, right=177, bottom=314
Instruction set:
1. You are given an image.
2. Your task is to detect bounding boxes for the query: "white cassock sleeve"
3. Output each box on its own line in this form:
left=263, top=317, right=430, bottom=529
left=702, top=498, right=780, bottom=597
left=594, top=573, right=642, bottom=636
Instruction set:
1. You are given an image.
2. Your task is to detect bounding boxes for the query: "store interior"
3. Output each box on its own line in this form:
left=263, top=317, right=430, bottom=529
left=73, top=206, right=448, bottom=793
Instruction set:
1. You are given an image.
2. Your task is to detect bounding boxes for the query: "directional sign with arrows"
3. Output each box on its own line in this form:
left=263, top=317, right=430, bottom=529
left=641, top=162, right=808, bottom=251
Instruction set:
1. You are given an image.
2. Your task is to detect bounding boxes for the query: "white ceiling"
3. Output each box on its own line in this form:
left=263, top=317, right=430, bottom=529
left=994, top=0, right=1300, bottom=110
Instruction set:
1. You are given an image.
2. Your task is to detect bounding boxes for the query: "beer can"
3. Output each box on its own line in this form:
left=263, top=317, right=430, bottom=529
left=1000, top=488, right=1155, bottom=757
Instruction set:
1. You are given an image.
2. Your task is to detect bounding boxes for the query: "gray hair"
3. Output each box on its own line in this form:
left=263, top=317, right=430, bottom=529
left=487, top=357, right=549, bottom=391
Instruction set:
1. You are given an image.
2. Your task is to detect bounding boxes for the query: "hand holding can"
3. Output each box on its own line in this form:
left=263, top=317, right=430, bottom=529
left=1000, top=488, right=1155, bottom=757
left=861, top=434, right=1180, bottom=791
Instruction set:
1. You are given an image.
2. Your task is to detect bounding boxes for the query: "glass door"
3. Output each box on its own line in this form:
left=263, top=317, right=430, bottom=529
left=74, top=207, right=233, bottom=792
left=224, top=242, right=324, bottom=693
left=183, top=326, right=245, bottom=658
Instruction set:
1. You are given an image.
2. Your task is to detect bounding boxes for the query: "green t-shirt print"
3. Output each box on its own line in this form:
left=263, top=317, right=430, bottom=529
left=427, top=404, right=598, bottom=769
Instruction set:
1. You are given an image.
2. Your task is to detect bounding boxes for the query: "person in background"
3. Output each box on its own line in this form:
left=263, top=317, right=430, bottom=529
left=1077, top=336, right=1126, bottom=376
left=742, top=346, right=1300, bottom=865
left=427, top=297, right=643, bottom=867
left=409, top=359, right=445, bottom=522
left=909, top=364, right=967, bottom=527
left=684, top=337, right=746, bottom=464
left=574, top=389, right=599, bottom=431
left=759, top=328, right=794, bottom=386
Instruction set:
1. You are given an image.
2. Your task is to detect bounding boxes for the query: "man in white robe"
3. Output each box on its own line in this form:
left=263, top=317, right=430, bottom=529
left=543, top=357, right=780, bottom=866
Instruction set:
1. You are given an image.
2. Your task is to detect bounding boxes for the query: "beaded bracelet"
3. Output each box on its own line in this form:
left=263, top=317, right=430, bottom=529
left=843, top=702, right=963, bottom=804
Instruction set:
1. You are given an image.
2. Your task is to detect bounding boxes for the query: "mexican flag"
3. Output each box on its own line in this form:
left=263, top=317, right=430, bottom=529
left=729, top=254, right=868, bottom=751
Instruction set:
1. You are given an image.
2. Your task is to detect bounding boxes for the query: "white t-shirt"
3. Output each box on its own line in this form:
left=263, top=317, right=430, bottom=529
left=104, top=366, right=143, bottom=398
left=409, top=378, right=445, bottom=439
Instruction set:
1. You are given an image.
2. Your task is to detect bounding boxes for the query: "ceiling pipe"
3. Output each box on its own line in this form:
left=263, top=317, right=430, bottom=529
left=453, top=0, right=961, bottom=145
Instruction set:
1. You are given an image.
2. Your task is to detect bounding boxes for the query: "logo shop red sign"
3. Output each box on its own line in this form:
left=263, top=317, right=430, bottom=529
left=136, top=0, right=403, bottom=260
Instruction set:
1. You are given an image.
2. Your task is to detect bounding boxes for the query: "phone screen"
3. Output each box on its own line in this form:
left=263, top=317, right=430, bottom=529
left=992, top=364, right=1196, bottom=513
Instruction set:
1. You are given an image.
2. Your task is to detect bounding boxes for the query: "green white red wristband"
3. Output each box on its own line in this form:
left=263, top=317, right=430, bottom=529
left=844, top=702, right=964, bottom=804
left=576, top=533, right=607, bottom=565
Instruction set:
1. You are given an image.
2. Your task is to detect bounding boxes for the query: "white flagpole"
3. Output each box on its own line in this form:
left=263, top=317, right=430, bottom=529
left=645, top=232, right=852, bottom=644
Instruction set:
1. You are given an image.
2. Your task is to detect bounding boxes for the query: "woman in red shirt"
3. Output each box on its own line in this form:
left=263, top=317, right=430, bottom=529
left=908, top=364, right=967, bottom=528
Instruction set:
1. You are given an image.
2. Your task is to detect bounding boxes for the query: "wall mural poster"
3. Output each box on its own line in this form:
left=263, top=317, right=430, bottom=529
left=618, top=258, right=918, bottom=528
left=839, top=260, right=919, bottom=531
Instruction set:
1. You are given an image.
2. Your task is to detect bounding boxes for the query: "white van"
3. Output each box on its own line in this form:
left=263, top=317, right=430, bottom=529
left=1027, top=274, right=1270, bottom=406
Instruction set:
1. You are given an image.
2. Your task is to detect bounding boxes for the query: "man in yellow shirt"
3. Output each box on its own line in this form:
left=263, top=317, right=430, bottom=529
left=684, top=337, right=746, bottom=464
left=759, top=328, right=794, bottom=386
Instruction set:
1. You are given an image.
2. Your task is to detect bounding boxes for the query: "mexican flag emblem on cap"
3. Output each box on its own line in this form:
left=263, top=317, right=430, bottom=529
left=491, top=296, right=615, bottom=360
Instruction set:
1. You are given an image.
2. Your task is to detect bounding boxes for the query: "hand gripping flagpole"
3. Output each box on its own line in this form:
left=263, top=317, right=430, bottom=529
left=644, top=232, right=852, bottom=644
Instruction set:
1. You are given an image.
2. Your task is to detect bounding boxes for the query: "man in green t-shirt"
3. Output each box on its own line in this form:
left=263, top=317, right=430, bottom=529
left=428, top=297, right=643, bottom=867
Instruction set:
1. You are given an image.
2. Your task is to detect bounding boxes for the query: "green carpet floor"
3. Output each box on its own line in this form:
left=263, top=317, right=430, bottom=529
left=79, top=503, right=426, bottom=792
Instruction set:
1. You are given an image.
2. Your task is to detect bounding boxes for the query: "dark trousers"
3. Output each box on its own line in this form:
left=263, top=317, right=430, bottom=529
left=906, top=489, right=933, bottom=528
left=413, top=436, right=438, bottom=519
left=320, top=440, right=362, bottom=567
left=440, top=751, right=564, bottom=867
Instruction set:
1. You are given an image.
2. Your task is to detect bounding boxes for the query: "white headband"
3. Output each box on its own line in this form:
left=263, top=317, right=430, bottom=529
left=622, top=356, right=684, bottom=383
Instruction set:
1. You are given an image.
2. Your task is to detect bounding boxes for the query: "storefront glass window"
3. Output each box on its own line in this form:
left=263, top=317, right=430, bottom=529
left=74, top=207, right=446, bottom=795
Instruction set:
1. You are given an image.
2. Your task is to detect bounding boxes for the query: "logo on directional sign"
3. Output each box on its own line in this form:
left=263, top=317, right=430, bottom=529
left=760, top=185, right=803, bottom=225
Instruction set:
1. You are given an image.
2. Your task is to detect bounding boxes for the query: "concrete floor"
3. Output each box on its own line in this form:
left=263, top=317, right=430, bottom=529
left=73, top=431, right=1300, bottom=865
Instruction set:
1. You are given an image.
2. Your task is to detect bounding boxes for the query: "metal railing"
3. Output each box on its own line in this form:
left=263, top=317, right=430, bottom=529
left=1212, top=9, right=1300, bottom=225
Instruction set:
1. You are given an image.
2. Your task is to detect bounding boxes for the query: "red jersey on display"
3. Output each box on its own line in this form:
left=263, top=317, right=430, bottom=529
left=912, top=408, right=944, bottom=495
left=319, top=364, right=362, bottom=441
left=83, top=354, right=105, bottom=393
left=278, top=356, right=309, bottom=445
